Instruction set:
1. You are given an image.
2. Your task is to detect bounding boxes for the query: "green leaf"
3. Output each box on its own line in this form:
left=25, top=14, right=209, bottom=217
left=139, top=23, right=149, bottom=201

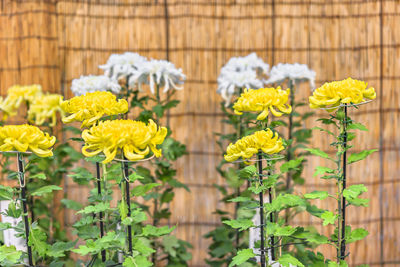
left=0, top=185, right=13, bottom=200
left=328, top=260, right=348, bottom=267
left=303, top=232, right=330, bottom=244
left=5, top=201, right=21, bottom=218
left=142, top=225, right=176, bottom=237
left=228, top=196, right=252, bottom=203
left=47, top=240, right=77, bottom=257
left=304, top=191, right=329, bottom=200
left=280, top=157, right=304, bottom=173
left=123, top=255, right=152, bottom=267
left=312, top=126, right=335, bottom=136
left=228, top=249, right=255, bottom=267
left=348, top=149, right=378, bottom=164
left=313, top=166, right=335, bottom=177
left=0, top=222, right=12, bottom=231
left=238, top=165, right=257, bottom=179
left=31, top=185, right=62, bottom=196
left=321, top=211, right=337, bottom=226
left=129, top=172, right=144, bottom=182
left=0, top=245, right=22, bottom=264
left=347, top=228, right=368, bottom=243
left=278, top=254, right=305, bottom=267
left=347, top=198, right=369, bottom=207
left=162, top=235, right=179, bottom=257
left=265, top=194, right=305, bottom=212
left=28, top=228, right=49, bottom=257
left=78, top=202, right=110, bottom=214
left=152, top=104, right=164, bottom=118
left=61, top=199, right=83, bottom=210
left=347, top=122, right=368, bottom=131
left=133, top=238, right=155, bottom=257
left=131, top=183, right=160, bottom=197
left=273, top=225, right=298, bottom=237
left=223, top=219, right=254, bottom=231
left=343, top=184, right=367, bottom=199
left=304, top=148, right=332, bottom=160
left=29, top=173, right=47, bottom=180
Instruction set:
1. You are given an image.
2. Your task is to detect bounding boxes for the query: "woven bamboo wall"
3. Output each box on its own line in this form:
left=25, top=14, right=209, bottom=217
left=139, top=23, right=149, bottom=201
left=1, top=0, right=399, bottom=266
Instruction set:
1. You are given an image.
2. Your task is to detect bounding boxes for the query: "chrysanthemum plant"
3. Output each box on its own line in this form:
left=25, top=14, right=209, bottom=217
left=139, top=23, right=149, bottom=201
left=59, top=91, right=173, bottom=266
left=0, top=85, right=80, bottom=266
left=100, top=54, right=192, bottom=266
left=299, top=78, right=377, bottom=266
left=264, top=63, right=318, bottom=260
left=205, top=54, right=273, bottom=266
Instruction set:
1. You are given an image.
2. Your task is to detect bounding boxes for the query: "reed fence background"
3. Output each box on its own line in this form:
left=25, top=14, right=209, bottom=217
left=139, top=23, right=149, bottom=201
left=1, top=0, right=399, bottom=266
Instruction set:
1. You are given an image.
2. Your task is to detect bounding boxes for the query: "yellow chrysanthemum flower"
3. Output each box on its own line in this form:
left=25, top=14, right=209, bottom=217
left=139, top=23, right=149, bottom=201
left=82, top=119, right=167, bottom=163
left=60, top=91, right=128, bottom=128
left=28, top=94, right=65, bottom=127
left=309, top=78, right=376, bottom=110
left=233, top=87, right=292, bottom=121
left=224, top=129, right=284, bottom=162
left=0, top=124, right=56, bottom=157
left=0, top=84, right=42, bottom=120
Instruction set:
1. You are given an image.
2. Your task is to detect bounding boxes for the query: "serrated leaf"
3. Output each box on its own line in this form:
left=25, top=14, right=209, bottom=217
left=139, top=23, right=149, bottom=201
left=304, top=148, right=332, bottom=160
left=0, top=185, right=13, bottom=200
left=31, top=185, right=62, bottom=196
left=278, top=254, right=305, bottom=267
left=0, top=245, right=22, bottom=264
left=228, top=249, right=255, bottom=267
left=347, top=198, right=369, bottom=207
left=313, top=166, right=335, bottom=177
left=348, top=149, right=378, bottom=164
left=78, top=202, right=110, bottom=214
left=133, top=238, right=155, bottom=257
left=142, top=225, right=176, bottom=237
left=265, top=194, right=305, bottom=212
left=280, top=157, right=304, bottom=173
left=347, top=228, right=368, bottom=243
left=131, top=183, right=160, bottom=197
left=129, top=172, right=144, bottom=182
left=28, top=228, right=49, bottom=257
left=343, top=184, right=367, bottom=199
left=223, top=219, right=254, bottom=231
left=304, top=191, right=329, bottom=200
left=274, top=225, right=297, bottom=237
left=238, top=165, right=257, bottom=179
left=321, top=211, right=337, bottom=226
left=347, top=122, right=368, bottom=131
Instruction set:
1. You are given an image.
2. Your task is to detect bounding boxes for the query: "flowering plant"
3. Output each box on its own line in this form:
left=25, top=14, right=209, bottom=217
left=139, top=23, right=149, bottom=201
left=217, top=53, right=269, bottom=106
left=130, top=59, right=186, bottom=94
left=265, top=63, right=316, bottom=89
left=0, top=84, right=42, bottom=119
left=27, top=94, right=65, bottom=127
left=233, top=87, right=292, bottom=120
left=61, top=91, right=128, bottom=128
left=70, top=75, right=121, bottom=96
left=300, top=78, right=377, bottom=265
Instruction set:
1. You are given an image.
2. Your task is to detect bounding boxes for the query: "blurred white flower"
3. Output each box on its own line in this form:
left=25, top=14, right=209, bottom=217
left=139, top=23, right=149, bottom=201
left=221, top=53, right=269, bottom=76
left=99, top=52, right=148, bottom=83
left=71, top=75, right=121, bottom=96
left=265, top=63, right=316, bottom=89
left=131, top=59, right=186, bottom=94
left=217, top=69, right=264, bottom=106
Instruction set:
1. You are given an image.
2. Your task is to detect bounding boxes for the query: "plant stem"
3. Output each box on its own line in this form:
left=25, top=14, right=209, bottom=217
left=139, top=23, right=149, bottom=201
left=17, top=153, right=33, bottom=266
left=257, top=152, right=266, bottom=267
left=96, top=162, right=106, bottom=262
left=285, top=79, right=295, bottom=224
left=122, top=159, right=132, bottom=255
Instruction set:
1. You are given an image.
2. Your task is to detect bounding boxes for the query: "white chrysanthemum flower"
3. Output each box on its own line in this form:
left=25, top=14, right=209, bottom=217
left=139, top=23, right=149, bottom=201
left=222, top=53, right=269, bottom=76
left=70, top=75, right=121, bottom=96
left=131, top=59, right=186, bottom=94
left=265, top=63, right=316, bottom=89
left=217, top=69, right=264, bottom=106
left=99, top=52, right=148, bottom=82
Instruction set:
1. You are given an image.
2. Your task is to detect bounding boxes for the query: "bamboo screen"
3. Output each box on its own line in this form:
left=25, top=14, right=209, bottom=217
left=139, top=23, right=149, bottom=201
left=1, top=0, right=399, bottom=266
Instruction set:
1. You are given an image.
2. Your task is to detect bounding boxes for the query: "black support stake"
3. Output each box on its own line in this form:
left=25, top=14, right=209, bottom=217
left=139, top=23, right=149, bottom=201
left=96, top=162, right=106, bottom=262
left=340, top=106, right=348, bottom=260
left=123, top=159, right=133, bottom=255
left=257, top=153, right=266, bottom=267
left=17, top=153, right=33, bottom=266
